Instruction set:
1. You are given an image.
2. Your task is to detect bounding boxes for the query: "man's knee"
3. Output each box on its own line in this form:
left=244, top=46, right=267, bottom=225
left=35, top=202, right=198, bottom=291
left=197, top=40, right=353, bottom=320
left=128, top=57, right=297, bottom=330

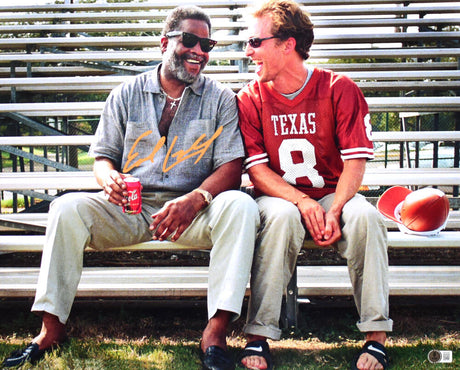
left=50, top=192, right=82, bottom=212
left=344, top=196, right=385, bottom=229
left=49, top=192, right=100, bottom=223
left=258, top=196, right=301, bottom=228
left=216, top=190, right=260, bottom=221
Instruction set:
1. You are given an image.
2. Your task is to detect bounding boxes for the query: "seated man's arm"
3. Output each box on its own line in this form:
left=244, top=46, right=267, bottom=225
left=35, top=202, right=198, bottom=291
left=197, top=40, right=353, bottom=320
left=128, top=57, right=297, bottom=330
left=248, top=158, right=366, bottom=246
left=150, top=157, right=243, bottom=242
left=319, top=158, right=366, bottom=246
left=199, top=157, right=243, bottom=196
left=248, top=163, right=328, bottom=243
left=93, top=157, right=129, bottom=207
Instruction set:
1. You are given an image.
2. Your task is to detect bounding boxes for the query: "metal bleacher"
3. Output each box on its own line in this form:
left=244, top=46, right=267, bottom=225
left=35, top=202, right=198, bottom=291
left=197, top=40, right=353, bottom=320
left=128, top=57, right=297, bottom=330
left=0, top=0, right=459, bottom=328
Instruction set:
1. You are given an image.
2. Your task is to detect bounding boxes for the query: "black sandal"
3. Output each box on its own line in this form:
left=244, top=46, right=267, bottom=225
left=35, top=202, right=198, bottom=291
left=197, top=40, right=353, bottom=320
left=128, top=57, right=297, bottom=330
left=237, top=340, right=273, bottom=370
left=199, top=342, right=235, bottom=370
left=2, top=343, right=48, bottom=368
left=352, top=340, right=389, bottom=369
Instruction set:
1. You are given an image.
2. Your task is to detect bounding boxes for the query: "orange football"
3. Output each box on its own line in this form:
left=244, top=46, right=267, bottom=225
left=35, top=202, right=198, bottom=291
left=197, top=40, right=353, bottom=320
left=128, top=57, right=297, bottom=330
left=400, top=188, right=450, bottom=231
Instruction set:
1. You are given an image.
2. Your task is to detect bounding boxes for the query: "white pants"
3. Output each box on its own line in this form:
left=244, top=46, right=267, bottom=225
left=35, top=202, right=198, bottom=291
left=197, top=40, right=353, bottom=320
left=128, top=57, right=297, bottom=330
left=32, top=190, right=259, bottom=324
left=244, top=193, right=393, bottom=340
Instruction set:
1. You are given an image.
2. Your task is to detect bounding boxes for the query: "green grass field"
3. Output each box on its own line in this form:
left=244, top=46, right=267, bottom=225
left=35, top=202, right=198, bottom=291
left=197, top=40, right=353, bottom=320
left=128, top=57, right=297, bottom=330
left=0, top=298, right=458, bottom=369
left=1, top=148, right=94, bottom=171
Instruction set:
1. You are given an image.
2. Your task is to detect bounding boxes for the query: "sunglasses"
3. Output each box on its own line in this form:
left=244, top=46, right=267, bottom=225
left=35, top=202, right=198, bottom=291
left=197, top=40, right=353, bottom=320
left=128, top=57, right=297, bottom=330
left=247, top=36, right=280, bottom=48
left=166, top=31, right=217, bottom=53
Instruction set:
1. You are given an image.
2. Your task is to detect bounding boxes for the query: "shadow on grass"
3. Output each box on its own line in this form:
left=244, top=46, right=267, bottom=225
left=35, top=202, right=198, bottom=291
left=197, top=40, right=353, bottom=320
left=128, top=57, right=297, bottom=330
left=0, top=298, right=458, bottom=369
left=2, top=340, right=457, bottom=369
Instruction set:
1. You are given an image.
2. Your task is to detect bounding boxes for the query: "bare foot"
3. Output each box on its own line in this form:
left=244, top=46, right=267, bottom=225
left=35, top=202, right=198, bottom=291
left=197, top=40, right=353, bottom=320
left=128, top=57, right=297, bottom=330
left=240, top=335, right=269, bottom=370
left=33, top=312, right=66, bottom=350
left=241, top=355, right=268, bottom=370
left=200, top=310, right=231, bottom=352
left=356, top=332, right=387, bottom=370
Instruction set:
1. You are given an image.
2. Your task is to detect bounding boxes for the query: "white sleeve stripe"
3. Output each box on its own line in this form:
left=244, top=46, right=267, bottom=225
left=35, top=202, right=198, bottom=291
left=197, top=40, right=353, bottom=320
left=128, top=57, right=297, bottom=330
left=341, top=147, right=374, bottom=155
left=244, top=153, right=268, bottom=165
left=245, top=158, right=269, bottom=170
left=341, top=153, right=375, bottom=161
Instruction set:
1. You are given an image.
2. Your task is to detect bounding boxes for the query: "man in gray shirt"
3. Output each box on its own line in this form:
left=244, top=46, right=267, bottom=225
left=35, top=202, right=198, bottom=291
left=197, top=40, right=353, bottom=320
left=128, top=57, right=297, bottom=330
left=2, top=6, right=258, bottom=370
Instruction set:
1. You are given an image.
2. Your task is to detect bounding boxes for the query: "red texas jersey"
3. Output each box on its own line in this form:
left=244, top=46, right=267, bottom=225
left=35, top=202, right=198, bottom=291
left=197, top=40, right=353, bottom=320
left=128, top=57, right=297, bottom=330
left=237, top=67, right=374, bottom=199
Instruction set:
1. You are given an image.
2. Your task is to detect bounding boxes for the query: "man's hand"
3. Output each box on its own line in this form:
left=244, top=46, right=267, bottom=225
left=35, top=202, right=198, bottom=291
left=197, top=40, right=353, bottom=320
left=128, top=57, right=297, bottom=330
left=297, top=198, right=341, bottom=246
left=297, top=197, right=326, bottom=241
left=94, top=157, right=135, bottom=207
left=315, top=210, right=342, bottom=247
left=102, top=170, right=130, bottom=206
left=150, top=191, right=205, bottom=242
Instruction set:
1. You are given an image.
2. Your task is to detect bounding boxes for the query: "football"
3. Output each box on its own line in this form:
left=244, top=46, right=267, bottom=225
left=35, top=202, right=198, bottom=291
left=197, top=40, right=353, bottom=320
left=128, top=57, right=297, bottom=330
left=400, top=188, right=450, bottom=231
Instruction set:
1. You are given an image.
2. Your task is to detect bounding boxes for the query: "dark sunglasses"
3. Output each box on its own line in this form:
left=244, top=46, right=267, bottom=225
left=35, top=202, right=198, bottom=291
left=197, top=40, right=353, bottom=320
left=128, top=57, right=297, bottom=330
left=166, top=31, right=217, bottom=53
left=247, top=36, right=280, bottom=48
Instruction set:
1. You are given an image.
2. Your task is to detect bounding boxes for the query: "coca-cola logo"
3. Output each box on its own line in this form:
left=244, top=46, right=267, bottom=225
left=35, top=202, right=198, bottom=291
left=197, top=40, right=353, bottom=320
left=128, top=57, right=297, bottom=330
left=128, top=190, right=138, bottom=201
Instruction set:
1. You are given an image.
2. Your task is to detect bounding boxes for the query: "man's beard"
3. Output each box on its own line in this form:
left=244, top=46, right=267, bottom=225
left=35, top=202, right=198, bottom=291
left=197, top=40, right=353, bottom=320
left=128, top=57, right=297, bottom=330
left=164, top=46, right=203, bottom=84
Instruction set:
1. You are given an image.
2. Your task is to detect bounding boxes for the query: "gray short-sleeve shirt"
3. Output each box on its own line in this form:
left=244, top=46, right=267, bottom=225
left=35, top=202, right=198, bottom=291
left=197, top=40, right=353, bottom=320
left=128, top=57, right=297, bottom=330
left=89, top=65, right=244, bottom=192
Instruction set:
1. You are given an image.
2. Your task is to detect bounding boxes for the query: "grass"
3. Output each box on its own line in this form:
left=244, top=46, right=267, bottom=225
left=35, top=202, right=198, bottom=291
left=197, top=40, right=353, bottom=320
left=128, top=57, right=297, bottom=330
left=1, top=149, right=94, bottom=211
left=0, top=299, right=458, bottom=369
left=1, top=149, right=94, bottom=171
left=0, top=197, right=25, bottom=209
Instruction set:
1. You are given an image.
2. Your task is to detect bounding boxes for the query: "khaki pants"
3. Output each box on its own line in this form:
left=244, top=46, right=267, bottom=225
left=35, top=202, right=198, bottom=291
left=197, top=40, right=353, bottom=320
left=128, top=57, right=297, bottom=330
left=244, top=193, right=393, bottom=340
left=32, top=190, right=259, bottom=324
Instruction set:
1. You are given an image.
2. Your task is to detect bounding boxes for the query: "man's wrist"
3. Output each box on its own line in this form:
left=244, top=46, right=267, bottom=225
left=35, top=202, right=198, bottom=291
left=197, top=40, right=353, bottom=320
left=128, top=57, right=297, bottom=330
left=293, top=194, right=309, bottom=206
left=193, top=188, right=213, bottom=207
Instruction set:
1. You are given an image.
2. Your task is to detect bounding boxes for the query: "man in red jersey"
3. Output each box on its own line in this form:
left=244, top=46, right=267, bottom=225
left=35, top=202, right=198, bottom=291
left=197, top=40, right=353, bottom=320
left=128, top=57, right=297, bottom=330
left=236, top=1, right=392, bottom=369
